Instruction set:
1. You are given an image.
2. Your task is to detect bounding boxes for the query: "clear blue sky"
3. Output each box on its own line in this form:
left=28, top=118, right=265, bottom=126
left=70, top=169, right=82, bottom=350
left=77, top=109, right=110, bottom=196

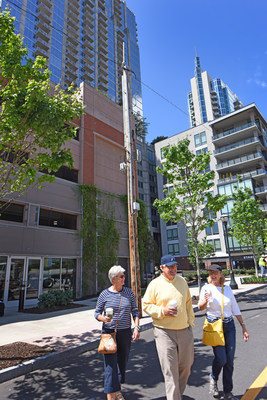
left=125, top=0, right=267, bottom=144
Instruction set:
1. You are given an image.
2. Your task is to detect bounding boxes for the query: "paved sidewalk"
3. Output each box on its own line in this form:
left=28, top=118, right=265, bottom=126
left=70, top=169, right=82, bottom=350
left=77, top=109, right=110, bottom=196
left=0, top=276, right=265, bottom=383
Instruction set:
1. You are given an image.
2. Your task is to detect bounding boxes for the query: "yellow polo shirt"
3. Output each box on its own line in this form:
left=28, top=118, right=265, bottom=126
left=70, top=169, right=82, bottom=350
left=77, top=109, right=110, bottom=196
left=143, top=274, right=195, bottom=330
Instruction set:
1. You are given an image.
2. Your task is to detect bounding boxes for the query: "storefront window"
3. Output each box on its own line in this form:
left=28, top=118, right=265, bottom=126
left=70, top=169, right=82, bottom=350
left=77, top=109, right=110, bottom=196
left=43, top=258, right=61, bottom=292
left=0, top=256, right=7, bottom=301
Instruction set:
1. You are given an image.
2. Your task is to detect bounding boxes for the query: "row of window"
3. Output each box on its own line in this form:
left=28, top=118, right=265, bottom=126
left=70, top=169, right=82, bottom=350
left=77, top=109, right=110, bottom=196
left=0, top=203, right=77, bottom=230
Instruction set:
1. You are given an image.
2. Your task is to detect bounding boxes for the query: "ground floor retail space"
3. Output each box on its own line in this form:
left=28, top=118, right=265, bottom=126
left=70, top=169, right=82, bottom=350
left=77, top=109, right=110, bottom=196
left=0, top=255, right=80, bottom=308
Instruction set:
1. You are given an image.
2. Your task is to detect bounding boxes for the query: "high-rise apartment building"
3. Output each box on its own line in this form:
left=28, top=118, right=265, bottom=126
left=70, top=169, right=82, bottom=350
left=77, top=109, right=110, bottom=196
left=188, top=56, right=243, bottom=127
left=155, top=104, right=267, bottom=270
left=1, top=0, right=142, bottom=113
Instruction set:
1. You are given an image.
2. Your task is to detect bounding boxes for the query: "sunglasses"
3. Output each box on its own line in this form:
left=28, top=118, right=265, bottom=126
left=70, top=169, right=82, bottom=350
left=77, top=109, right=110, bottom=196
left=117, top=274, right=125, bottom=279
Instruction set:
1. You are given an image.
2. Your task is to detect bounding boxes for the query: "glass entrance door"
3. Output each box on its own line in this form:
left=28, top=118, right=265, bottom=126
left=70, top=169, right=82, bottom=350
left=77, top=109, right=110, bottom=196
left=8, top=258, right=25, bottom=301
left=25, top=258, right=41, bottom=300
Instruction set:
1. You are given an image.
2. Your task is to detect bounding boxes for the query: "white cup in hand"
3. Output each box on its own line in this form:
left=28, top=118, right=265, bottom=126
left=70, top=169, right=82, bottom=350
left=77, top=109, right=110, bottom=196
left=106, top=307, right=113, bottom=322
left=168, top=300, right=178, bottom=316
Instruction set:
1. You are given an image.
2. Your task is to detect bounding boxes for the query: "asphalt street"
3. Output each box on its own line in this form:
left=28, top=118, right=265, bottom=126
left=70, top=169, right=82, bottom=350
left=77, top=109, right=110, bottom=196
left=0, top=286, right=267, bottom=400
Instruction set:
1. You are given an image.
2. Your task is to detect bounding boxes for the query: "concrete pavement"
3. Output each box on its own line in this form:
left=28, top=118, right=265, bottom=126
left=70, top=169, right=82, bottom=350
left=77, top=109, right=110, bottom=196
left=0, top=276, right=265, bottom=383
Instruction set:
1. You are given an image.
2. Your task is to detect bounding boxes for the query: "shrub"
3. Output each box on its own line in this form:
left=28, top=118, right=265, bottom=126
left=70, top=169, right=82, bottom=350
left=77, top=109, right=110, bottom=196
left=242, top=276, right=267, bottom=284
left=38, top=290, right=73, bottom=309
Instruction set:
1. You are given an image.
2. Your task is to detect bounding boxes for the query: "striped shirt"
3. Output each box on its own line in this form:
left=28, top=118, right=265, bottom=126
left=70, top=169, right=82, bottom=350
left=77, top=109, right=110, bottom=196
left=94, top=286, right=139, bottom=330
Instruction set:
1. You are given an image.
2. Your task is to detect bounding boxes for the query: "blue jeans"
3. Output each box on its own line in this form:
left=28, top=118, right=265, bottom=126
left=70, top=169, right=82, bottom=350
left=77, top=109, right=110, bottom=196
left=260, top=265, right=266, bottom=276
left=102, top=327, right=132, bottom=394
left=211, top=319, right=236, bottom=394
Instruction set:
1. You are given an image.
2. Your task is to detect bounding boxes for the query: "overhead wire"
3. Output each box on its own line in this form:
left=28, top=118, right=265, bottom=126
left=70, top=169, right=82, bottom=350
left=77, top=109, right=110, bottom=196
left=4, top=0, right=213, bottom=134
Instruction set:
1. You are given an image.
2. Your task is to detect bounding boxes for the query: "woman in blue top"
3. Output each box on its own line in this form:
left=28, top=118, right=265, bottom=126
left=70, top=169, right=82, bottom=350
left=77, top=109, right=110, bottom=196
left=95, top=265, right=140, bottom=400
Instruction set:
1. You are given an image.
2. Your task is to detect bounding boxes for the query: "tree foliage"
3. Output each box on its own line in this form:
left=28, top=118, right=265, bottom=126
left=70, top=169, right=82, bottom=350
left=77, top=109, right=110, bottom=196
left=230, top=186, right=265, bottom=277
left=154, top=139, right=227, bottom=292
left=150, top=136, right=169, bottom=145
left=0, top=10, right=84, bottom=200
left=134, top=112, right=149, bottom=139
left=187, top=238, right=215, bottom=269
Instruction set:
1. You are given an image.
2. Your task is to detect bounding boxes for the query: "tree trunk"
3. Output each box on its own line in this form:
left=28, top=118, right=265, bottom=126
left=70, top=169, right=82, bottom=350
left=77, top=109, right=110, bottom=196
left=194, top=237, right=201, bottom=296
left=253, top=253, right=259, bottom=278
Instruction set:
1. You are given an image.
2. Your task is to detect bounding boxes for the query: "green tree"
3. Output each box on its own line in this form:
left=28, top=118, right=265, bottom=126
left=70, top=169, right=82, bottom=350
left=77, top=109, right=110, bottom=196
left=150, top=136, right=169, bottom=145
left=134, top=112, right=149, bottom=139
left=154, top=139, right=227, bottom=293
left=0, top=10, right=84, bottom=201
left=230, top=186, right=265, bottom=277
left=187, top=238, right=215, bottom=269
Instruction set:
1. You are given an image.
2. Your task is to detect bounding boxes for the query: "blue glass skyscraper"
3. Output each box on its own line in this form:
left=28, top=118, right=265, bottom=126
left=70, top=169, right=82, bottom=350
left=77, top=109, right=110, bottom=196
left=187, top=56, right=242, bottom=127
left=1, top=0, right=142, bottom=112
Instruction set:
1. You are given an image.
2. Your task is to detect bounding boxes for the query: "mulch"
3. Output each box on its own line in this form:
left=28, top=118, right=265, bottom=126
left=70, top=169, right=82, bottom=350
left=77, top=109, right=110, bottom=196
left=0, top=342, right=54, bottom=371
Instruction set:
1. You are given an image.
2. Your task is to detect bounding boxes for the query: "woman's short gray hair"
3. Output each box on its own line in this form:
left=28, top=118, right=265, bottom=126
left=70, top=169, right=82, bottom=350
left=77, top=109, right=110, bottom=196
left=108, top=265, right=125, bottom=283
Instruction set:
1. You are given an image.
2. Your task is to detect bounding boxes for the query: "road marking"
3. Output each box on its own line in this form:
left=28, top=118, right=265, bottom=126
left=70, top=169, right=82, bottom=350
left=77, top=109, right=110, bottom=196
left=241, top=366, right=267, bottom=400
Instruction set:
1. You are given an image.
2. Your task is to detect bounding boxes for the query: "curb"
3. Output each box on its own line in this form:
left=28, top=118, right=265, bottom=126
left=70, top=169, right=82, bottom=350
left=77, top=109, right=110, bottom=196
left=1, top=285, right=266, bottom=384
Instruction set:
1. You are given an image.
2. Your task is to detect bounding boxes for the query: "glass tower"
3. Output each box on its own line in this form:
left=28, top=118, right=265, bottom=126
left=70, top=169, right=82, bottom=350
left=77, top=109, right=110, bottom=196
left=187, top=56, right=242, bottom=127
left=1, top=0, right=142, bottom=112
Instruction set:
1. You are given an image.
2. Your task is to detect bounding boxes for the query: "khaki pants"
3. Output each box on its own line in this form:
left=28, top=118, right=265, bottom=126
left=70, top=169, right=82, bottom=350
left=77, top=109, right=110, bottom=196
left=153, top=326, right=194, bottom=400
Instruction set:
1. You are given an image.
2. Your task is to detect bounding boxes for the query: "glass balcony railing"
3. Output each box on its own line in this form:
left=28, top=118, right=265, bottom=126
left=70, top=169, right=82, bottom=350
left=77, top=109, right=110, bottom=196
left=218, top=168, right=267, bottom=184
left=215, top=137, right=261, bottom=155
left=216, top=152, right=264, bottom=170
left=255, top=186, right=267, bottom=194
left=213, top=121, right=256, bottom=141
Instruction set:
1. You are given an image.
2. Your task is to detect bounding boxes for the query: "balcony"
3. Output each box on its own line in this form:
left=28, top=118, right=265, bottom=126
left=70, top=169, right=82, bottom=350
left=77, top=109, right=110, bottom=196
left=36, top=19, right=50, bottom=34
left=65, top=67, right=78, bottom=80
left=66, top=41, right=79, bottom=54
left=81, top=72, right=93, bottom=83
left=37, top=2, right=52, bottom=17
left=218, top=168, right=267, bottom=185
left=66, top=49, right=79, bottom=63
left=215, top=137, right=264, bottom=160
left=255, top=185, right=267, bottom=195
left=260, top=204, right=267, bottom=212
left=213, top=121, right=257, bottom=143
left=216, top=152, right=266, bottom=173
left=35, top=37, right=49, bottom=51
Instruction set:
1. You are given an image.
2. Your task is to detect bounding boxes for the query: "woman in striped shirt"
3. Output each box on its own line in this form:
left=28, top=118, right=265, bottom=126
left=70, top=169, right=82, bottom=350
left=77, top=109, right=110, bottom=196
left=95, top=265, right=140, bottom=400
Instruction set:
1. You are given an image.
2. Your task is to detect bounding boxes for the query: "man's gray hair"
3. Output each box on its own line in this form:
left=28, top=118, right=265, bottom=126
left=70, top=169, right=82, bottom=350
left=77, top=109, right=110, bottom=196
left=108, top=265, right=125, bottom=283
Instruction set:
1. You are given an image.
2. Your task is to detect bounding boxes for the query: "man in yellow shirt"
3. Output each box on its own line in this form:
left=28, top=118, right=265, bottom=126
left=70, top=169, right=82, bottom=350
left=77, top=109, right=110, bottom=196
left=143, top=254, right=194, bottom=400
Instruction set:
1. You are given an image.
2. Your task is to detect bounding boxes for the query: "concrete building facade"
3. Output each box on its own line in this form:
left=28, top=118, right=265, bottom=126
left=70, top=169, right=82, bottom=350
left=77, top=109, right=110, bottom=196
left=155, top=104, right=267, bottom=269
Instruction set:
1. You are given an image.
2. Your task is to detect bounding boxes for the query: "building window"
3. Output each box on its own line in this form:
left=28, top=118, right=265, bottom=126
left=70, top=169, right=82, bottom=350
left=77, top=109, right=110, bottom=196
left=206, top=222, right=219, bottom=236
left=150, top=185, right=156, bottom=193
left=194, top=131, right=207, bottom=147
left=160, top=145, right=169, bottom=159
left=0, top=202, right=24, bottom=223
left=152, top=221, right=157, bottom=228
left=138, top=193, right=144, bottom=200
left=138, top=181, right=143, bottom=189
left=168, top=243, right=180, bottom=255
left=207, top=239, right=221, bottom=251
left=149, top=174, right=155, bottom=182
left=149, top=164, right=155, bottom=172
left=147, top=149, right=155, bottom=161
left=137, top=169, right=143, bottom=177
left=167, top=228, right=178, bottom=240
left=167, top=220, right=176, bottom=226
left=39, top=209, right=77, bottom=230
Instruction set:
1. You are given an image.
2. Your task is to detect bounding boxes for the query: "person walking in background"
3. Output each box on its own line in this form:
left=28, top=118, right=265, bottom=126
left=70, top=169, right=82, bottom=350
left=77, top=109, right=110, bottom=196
left=152, top=265, right=161, bottom=279
left=259, top=255, right=266, bottom=277
left=143, top=254, right=194, bottom=400
left=198, top=264, right=249, bottom=400
left=95, top=265, right=140, bottom=400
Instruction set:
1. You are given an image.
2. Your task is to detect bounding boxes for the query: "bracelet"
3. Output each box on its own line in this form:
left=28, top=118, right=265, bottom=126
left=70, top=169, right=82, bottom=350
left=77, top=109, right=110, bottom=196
left=134, top=326, right=141, bottom=331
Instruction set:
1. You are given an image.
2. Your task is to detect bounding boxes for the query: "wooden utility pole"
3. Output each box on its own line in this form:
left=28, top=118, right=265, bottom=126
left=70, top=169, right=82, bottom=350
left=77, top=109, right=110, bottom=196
left=121, top=54, right=142, bottom=317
